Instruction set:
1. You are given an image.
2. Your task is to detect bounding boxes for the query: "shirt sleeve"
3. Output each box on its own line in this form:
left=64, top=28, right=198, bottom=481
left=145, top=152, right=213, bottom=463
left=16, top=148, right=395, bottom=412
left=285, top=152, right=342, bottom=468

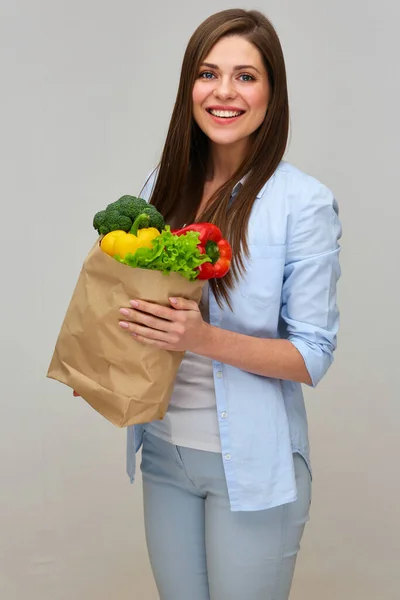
left=138, top=166, right=159, bottom=203
left=280, top=181, right=342, bottom=387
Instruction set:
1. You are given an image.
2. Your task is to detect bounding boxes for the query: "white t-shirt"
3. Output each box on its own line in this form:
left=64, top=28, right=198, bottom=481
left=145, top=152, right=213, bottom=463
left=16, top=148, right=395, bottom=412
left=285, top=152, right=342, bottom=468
left=145, top=283, right=222, bottom=452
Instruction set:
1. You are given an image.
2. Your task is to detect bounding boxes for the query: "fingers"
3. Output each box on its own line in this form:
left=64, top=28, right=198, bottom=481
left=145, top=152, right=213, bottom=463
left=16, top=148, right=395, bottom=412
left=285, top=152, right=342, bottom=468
left=119, top=307, right=172, bottom=332
left=129, top=299, right=176, bottom=320
left=117, top=298, right=200, bottom=351
left=128, top=297, right=199, bottom=316
left=169, top=297, right=199, bottom=311
left=131, top=333, right=169, bottom=350
left=122, top=319, right=175, bottom=343
left=119, top=298, right=199, bottom=329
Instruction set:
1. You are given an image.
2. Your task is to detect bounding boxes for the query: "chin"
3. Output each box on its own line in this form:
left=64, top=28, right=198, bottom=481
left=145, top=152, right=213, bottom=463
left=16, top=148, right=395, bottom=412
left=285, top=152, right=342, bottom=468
left=205, top=131, right=248, bottom=146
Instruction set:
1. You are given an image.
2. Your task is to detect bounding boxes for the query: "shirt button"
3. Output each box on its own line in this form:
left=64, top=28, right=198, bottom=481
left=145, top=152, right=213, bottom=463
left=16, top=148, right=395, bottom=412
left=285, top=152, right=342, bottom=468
left=221, top=411, right=228, bottom=419
left=224, top=453, right=232, bottom=461
left=216, top=371, right=223, bottom=378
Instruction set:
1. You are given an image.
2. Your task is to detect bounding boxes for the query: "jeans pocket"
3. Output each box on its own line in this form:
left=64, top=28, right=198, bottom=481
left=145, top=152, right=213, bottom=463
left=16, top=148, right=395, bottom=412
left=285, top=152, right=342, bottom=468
left=294, top=452, right=312, bottom=509
left=142, top=429, right=185, bottom=472
left=173, top=444, right=185, bottom=468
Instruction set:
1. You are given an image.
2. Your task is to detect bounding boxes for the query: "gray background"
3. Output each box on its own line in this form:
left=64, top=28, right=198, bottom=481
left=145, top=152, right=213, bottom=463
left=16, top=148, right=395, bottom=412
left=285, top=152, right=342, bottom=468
left=1, top=0, right=399, bottom=598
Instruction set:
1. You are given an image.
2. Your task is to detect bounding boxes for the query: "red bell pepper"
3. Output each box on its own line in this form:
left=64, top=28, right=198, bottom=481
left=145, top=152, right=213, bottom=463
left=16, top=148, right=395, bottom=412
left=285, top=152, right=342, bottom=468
left=171, top=223, right=232, bottom=280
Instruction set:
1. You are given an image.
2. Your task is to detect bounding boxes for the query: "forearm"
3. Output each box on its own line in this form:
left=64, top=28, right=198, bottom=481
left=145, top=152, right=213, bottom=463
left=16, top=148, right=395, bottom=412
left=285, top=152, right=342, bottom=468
left=194, top=323, right=312, bottom=385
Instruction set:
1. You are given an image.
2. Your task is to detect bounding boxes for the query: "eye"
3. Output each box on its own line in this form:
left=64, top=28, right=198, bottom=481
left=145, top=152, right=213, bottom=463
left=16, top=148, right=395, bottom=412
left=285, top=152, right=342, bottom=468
left=199, top=71, right=216, bottom=80
left=239, top=73, right=255, bottom=82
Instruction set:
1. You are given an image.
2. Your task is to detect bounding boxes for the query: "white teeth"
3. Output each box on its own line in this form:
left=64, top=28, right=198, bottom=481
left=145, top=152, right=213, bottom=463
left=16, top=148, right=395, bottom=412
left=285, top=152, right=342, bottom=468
left=209, top=109, right=243, bottom=118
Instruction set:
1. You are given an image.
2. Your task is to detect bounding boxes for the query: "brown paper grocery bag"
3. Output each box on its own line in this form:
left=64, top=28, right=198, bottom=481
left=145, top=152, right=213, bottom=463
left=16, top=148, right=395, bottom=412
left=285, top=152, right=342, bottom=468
left=47, top=240, right=204, bottom=427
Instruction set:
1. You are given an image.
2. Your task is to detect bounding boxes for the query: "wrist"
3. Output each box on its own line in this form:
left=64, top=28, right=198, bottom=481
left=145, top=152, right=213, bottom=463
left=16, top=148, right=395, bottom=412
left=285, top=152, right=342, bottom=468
left=190, top=321, right=215, bottom=356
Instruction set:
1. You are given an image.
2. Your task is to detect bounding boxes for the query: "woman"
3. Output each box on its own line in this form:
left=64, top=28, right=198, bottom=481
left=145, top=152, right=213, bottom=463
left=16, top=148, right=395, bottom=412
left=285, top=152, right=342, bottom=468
left=120, top=8, right=341, bottom=600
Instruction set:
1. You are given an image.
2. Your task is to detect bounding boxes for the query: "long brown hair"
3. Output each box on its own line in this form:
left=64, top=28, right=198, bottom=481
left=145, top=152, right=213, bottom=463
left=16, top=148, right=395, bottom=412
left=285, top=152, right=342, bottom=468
left=148, top=9, right=289, bottom=306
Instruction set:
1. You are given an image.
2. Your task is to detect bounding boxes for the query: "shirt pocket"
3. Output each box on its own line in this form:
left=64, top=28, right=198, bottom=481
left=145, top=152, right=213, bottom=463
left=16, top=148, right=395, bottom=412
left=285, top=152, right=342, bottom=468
left=238, top=244, right=287, bottom=308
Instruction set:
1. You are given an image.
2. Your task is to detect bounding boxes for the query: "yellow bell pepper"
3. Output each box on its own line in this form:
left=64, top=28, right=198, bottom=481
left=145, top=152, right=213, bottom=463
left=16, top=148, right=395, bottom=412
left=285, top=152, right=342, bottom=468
left=100, top=230, right=126, bottom=256
left=100, top=214, right=160, bottom=259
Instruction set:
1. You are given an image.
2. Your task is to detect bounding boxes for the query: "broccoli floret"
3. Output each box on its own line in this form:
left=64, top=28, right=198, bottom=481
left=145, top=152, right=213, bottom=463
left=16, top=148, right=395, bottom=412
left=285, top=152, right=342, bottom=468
left=93, top=196, right=164, bottom=235
left=93, top=210, right=107, bottom=233
left=107, top=195, right=134, bottom=211
left=119, top=197, right=148, bottom=220
left=140, top=206, right=165, bottom=231
left=96, top=209, right=132, bottom=235
left=112, top=194, right=137, bottom=206
left=106, top=196, right=149, bottom=219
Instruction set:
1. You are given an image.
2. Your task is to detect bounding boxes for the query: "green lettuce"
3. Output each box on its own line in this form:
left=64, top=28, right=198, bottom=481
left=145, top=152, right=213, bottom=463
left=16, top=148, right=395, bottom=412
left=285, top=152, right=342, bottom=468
left=115, top=226, right=211, bottom=281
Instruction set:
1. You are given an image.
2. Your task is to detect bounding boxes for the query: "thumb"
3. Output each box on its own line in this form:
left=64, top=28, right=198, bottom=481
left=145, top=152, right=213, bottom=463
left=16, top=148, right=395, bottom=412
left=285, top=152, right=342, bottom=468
left=169, top=297, right=199, bottom=311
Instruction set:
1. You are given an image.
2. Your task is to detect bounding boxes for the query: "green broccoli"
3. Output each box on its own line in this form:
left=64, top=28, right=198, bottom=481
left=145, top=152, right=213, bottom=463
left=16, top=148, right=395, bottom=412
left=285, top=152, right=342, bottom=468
left=114, top=196, right=148, bottom=220
left=93, top=209, right=107, bottom=233
left=139, top=206, right=165, bottom=232
left=93, top=196, right=165, bottom=235
left=93, top=208, right=132, bottom=235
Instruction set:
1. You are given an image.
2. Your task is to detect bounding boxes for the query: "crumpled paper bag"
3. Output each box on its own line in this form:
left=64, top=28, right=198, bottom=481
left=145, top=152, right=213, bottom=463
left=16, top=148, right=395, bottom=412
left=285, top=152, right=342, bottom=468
left=47, top=240, right=204, bottom=427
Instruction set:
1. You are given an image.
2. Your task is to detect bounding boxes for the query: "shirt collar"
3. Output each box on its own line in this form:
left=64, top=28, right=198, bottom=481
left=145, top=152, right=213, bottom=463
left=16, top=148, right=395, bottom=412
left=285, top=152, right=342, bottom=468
left=231, top=172, right=268, bottom=199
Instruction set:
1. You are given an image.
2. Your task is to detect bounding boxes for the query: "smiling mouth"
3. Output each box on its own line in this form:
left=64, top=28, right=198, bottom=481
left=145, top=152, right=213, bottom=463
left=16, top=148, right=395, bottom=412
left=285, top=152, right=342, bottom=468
left=206, top=109, right=245, bottom=118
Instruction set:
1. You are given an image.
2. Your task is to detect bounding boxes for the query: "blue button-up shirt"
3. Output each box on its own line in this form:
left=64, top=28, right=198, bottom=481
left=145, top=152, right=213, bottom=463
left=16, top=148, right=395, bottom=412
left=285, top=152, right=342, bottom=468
left=127, top=161, right=342, bottom=511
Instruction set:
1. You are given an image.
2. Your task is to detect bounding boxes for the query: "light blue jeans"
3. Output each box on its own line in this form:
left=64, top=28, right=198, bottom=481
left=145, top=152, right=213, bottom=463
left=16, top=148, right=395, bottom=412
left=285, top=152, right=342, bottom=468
left=140, top=430, right=311, bottom=600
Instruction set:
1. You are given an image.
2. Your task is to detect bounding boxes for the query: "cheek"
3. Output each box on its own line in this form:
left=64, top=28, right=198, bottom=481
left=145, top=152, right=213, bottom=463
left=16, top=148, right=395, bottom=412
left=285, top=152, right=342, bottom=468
left=245, top=84, right=269, bottom=113
left=252, top=93, right=269, bottom=113
left=192, top=83, right=206, bottom=109
left=192, top=85, right=210, bottom=128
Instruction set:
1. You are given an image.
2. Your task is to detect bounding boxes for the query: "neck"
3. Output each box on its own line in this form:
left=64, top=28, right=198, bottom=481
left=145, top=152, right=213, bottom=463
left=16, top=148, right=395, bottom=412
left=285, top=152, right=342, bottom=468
left=207, top=138, right=250, bottom=183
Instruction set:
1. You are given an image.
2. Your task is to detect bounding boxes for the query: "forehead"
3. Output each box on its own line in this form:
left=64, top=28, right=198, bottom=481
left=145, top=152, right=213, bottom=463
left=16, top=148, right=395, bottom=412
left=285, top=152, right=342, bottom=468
left=203, top=35, right=263, bottom=68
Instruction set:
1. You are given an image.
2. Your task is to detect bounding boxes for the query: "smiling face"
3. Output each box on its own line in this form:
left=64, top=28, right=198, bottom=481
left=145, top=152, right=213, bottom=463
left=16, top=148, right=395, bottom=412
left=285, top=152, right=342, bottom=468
left=192, top=35, right=270, bottom=151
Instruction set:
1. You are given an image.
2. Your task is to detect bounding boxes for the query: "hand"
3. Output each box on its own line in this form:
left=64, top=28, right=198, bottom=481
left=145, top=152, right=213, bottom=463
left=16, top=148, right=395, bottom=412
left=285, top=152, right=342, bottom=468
left=118, top=297, right=208, bottom=352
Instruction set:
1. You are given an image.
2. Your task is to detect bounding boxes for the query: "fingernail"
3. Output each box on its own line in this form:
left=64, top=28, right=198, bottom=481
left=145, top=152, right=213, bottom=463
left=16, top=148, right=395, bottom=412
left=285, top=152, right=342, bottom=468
left=119, top=321, right=129, bottom=329
left=119, top=308, right=129, bottom=316
left=130, top=300, right=139, bottom=307
left=169, top=297, right=178, bottom=304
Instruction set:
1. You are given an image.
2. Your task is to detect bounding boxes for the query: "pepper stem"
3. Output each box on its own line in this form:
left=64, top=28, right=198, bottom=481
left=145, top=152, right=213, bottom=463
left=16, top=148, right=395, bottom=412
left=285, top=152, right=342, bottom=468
left=205, top=240, right=220, bottom=264
left=130, top=213, right=150, bottom=236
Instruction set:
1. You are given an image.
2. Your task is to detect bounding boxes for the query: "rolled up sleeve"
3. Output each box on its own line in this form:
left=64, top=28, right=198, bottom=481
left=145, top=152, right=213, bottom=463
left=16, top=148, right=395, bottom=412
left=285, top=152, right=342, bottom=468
left=281, top=182, right=342, bottom=387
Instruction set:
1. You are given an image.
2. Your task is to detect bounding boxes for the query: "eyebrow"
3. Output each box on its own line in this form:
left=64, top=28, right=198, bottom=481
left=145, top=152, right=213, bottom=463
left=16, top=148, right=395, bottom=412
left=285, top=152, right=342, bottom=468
left=201, top=62, right=261, bottom=74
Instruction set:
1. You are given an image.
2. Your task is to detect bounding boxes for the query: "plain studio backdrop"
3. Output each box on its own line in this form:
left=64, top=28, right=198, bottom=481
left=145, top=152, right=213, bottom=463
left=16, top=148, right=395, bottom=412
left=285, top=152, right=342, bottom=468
left=1, top=1, right=399, bottom=598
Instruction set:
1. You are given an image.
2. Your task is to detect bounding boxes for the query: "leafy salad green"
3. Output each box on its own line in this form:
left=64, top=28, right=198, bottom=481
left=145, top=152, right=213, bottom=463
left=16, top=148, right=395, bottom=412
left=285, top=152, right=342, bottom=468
left=116, top=226, right=211, bottom=281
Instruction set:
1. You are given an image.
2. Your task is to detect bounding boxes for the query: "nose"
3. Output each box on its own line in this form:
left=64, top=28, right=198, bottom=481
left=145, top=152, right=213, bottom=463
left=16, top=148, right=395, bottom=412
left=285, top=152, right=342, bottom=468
left=213, top=76, right=237, bottom=100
